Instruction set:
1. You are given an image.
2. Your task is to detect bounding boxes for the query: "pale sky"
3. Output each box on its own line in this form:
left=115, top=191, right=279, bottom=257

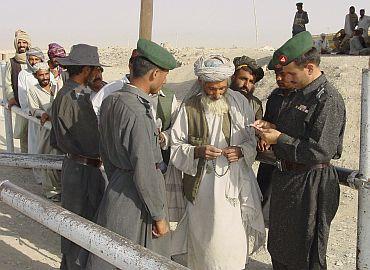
left=0, top=0, right=369, bottom=50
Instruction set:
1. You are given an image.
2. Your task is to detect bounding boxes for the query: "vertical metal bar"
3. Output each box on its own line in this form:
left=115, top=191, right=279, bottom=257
left=139, top=0, right=153, bottom=40
left=0, top=61, right=14, bottom=152
left=357, top=68, right=370, bottom=270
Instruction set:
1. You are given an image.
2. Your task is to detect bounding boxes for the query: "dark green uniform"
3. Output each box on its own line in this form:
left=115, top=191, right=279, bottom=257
left=267, top=74, right=346, bottom=270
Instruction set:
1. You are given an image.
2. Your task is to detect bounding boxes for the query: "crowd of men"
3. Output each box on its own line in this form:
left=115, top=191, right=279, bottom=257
left=4, top=7, right=349, bottom=270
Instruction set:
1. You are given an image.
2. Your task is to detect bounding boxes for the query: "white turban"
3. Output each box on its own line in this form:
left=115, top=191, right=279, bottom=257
left=194, top=55, right=235, bottom=82
left=33, top=62, right=50, bottom=73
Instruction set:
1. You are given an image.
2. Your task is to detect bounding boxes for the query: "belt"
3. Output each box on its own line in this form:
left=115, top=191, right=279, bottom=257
left=276, top=160, right=331, bottom=173
left=66, top=153, right=102, bottom=167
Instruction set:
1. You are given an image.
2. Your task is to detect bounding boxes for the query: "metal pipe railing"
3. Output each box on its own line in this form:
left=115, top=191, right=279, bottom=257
left=0, top=180, right=189, bottom=270
left=357, top=68, right=370, bottom=270
left=0, top=152, right=63, bottom=170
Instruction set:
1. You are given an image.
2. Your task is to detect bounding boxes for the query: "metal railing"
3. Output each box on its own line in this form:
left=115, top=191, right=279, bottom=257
left=0, top=180, right=189, bottom=270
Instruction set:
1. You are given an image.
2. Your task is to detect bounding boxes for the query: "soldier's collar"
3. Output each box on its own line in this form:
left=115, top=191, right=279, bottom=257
left=301, top=72, right=326, bottom=97
left=124, top=83, right=151, bottom=104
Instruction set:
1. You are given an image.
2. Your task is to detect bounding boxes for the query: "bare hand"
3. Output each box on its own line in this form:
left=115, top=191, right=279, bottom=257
left=222, top=146, right=243, bottom=163
left=253, top=120, right=276, bottom=130
left=159, top=132, right=166, bottom=148
left=40, top=113, right=50, bottom=126
left=7, top=98, right=18, bottom=109
left=194, top=145, right=222, bottom=160
left=259, top=128, right=282, bottom=145
left=257, top=139, right=271, bottom=152
left=152, top=219, right=169, bottom=238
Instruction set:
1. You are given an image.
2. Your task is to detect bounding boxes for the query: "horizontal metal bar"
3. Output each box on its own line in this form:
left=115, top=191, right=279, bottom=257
left=0, top=153, right=63, bottom=170
left=0, top=99, right=51, bottom=130
left=0, top=180, right=189, bottom=270
left=256, top=152, right=358, bottom=189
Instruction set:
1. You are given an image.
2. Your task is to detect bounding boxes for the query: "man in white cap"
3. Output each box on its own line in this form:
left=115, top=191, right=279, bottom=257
left=4, top=30, right=31, bottom=152
left=171, top=55, right=265, bottom=270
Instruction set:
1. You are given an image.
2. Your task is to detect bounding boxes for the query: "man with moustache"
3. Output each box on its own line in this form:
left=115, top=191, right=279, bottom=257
left=87, top=66, right=106, bottom=100
left=86, top=39, right=177, bottom=269
left=51, top=44, right=106, bottom=270
left=47, top=43, right=67, bottom=89
left=254, top=31, right=346, bottom=270
left=230, top=55, right=264, bottom=120
left=28, top=62, right=61, bottom=201
left=4, top=30, right=31, bottom=152
left=171, top=55, right=265, bottom=270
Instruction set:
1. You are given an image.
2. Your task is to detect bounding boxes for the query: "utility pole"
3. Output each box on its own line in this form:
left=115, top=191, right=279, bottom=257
left=139, top=0, right=153, bottom=40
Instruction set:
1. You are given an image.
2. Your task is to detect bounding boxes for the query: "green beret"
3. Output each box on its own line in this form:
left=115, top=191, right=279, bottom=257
left=137, top=38, right=177, bottom=70
left=268, top=31, right=314, bottom=70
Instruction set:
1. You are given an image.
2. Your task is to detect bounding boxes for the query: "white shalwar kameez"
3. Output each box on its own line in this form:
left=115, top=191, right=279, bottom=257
left=171, top=91, right=265, bottom=270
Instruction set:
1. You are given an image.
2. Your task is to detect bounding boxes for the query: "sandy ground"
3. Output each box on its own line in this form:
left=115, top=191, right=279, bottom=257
left=0, top=47, right=368, bottom=269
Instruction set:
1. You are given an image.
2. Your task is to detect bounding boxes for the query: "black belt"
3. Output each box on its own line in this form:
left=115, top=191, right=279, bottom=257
left=276, top=160, right=331, bottom=173
left=66, top=153, right=102, bottom=167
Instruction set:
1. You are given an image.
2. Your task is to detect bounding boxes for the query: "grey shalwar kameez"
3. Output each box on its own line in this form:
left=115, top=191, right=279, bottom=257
left=267, top=74, right=346, bottom=270
left=51, top=79, right=105, bottom=270
left=86, top=84, right=170, bottom=269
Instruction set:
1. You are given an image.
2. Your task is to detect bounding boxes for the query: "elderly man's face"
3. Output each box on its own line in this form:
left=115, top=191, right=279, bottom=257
left=202, top=80, right=228, bottom=100
left=28, top=55, right=41, bottom=66
left=231, top=68, right=256, bottom=95
left=17, top=39, right=28, bottom=53
left=35, top=69, right=50, bottom=88
left=87, top=66, right=104, bottom=92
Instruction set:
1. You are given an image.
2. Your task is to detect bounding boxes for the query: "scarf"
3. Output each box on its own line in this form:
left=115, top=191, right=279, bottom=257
left=13, top=30, right=31, bottom=64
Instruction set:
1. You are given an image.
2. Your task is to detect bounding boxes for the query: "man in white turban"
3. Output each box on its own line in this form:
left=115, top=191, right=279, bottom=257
left=171, top=55, right=265, bottom=270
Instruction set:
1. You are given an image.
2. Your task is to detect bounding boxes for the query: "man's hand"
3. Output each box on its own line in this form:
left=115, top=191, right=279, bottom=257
left=222, top=146, right=243, bottom=163
left=152, top=219, right=169, bottom=238
left=253, top=120, right=276, bottom=130
left=194, top=145, right=222, bottom=160
left=7, top=98, right=18, bottom=109
left=159, top=132, right=166, bottom=148
left=259, top=128, right=282, bottom=145
left=258, top=139, right=271, bottom=152
left=40, top=113, right=50, bottom=126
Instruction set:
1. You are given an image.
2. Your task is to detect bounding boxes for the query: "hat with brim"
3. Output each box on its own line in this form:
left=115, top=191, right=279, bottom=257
left=56, top=44, right=109, bottom=67
left=233, top=55, right=264, bottom=83
left=137, top=38, right=177, bottom=70
left=268, top=31, right=314, bottom=70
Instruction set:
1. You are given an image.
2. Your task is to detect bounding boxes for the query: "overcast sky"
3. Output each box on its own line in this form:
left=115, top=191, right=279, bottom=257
left=0, top=0, right=369, bottom=51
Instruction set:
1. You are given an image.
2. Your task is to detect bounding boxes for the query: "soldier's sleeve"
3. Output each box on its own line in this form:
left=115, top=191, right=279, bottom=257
left=304, top=12, right=309, bottom=24
left=274, top=95, right=346, bottom=163
left=4, top=62, right=15, bottom=101
left=128, top=114, right=166, bottom=221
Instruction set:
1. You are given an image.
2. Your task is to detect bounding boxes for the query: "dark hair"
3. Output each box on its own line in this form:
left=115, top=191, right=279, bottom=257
left=294, top=47, right=321, bottom=68
left=131, top=56, right=159, bottom=78
left=66, top=65, right=86, bottom=77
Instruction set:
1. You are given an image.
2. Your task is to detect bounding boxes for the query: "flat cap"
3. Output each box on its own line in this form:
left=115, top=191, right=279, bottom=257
left=268, top=31, right=314, bottom=70
left=137, top=39, right=177, bottom=70
left=233, top=55, right=264, bottom=83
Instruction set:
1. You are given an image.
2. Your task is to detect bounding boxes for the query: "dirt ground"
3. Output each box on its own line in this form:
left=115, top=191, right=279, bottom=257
left=0, top=48, right=367, bottom=269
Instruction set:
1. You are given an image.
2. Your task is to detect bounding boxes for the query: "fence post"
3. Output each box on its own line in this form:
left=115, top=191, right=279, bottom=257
left=0, top=61, right=14, bottom=152
left=357, top=68, right=370, bottom=270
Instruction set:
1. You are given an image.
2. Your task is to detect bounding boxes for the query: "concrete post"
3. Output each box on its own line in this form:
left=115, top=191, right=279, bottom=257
left=357, top=68, right=370, bottom=270
left=139, top=0, right=153, bottom=40
left=0, top=61, right=14, bottom=152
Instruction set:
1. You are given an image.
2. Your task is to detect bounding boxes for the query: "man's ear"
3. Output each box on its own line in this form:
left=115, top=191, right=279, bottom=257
left=148, top=68, right=157, bottom=82
left=306, top=63, right=315, bottom=75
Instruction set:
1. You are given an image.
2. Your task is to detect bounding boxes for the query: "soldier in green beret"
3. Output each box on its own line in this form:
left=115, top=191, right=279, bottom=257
left=254, top=31, right=346, bottom=269
left=85, top=39, right=177, bottom=269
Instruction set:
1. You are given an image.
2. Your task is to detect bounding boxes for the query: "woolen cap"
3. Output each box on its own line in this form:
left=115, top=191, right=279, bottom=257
left=268, top=31, right=314, bottom=70
left=56, top=44, right=109, bottom=67
left=137, top=38, right=177, bottom=70
left=233, top=55, right=264, bottom=83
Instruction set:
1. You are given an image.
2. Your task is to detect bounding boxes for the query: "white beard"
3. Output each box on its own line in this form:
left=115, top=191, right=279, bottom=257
left=201, top=94, right=229, bottom=115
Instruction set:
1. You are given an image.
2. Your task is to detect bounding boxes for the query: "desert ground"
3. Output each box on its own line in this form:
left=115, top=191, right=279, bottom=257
left=0, top=47, right=368, bottom=269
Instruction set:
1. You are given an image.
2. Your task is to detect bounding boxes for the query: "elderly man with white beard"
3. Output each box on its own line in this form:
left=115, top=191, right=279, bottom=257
left=171, top=55, right=265, bottom=270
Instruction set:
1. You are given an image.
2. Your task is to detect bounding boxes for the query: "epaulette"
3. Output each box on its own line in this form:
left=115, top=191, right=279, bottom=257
left=315, top=83, right=327, bottom=101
